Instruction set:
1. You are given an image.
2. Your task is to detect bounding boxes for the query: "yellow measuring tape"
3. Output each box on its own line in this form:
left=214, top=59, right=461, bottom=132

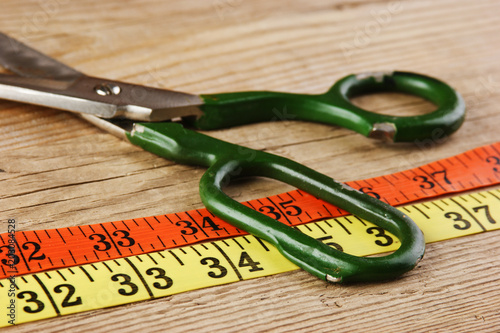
left=2, top=189, right=499, bottom=327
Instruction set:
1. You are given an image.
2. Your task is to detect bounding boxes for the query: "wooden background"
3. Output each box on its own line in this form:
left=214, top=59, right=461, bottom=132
left=1, top=0, right=500, bottom=331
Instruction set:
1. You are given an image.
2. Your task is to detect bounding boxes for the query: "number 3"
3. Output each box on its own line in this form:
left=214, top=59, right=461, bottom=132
left=200, top=257, right=228, bottom=278
left=366, top=227, right=394, bottom=246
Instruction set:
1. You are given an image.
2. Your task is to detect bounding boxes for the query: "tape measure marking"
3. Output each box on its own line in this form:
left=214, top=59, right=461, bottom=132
left=2, top=189, right=500, bottom=327
left=1, top=142, right=499, bottom=280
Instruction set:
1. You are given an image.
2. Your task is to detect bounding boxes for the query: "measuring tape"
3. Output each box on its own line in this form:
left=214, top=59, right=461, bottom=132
left=1, top=142, right=500, bottom=280
left=1, top=188, right=499, bottom=327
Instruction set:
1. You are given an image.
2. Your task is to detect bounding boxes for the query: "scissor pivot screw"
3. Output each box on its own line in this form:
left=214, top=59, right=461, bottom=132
left=94, top=83, right=122, bottom=96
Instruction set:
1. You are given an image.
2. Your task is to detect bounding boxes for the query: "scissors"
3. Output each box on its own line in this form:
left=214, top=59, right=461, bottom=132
left=0, top=32, right=465, bottom=283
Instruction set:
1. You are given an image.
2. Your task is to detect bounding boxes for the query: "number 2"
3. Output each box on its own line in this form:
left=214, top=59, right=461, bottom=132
left=22, top=241, right=46, bottom=262
left=54, top=284, right=82, bottom=307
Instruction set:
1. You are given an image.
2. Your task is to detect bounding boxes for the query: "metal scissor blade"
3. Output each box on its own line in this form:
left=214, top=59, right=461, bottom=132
left=0, top=72, right=204, bottom=121
left=0, top=32, right=204, bottom=122
left=0, top=32, right=82, bottom=81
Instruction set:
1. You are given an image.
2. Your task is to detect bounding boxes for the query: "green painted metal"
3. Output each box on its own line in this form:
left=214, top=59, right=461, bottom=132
left=196, top=71, right=465, bottom=142
left=127, top=122, right=425, bottom=282
left=0, top=31, right=461, bottom=283
left=124, top=71, right=466, bottom=282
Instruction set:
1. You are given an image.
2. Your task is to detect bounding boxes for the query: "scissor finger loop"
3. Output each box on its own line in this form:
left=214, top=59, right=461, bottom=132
left=0, top=32, right=466, bottom=283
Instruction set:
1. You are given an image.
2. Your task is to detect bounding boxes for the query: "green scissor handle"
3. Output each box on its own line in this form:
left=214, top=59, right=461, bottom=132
left=128, top=122, right=425, bottom=283
left=195, top=71, right=465, bottom=142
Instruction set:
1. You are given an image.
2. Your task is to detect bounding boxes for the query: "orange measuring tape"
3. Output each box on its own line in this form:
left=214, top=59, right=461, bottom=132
left=1, top=142, right=499, bottom=280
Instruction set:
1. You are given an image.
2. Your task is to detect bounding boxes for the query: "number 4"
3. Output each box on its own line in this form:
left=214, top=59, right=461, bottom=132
left=202, top=216, right=222, bottom=231
left=238, top=252, right=264, bottom=272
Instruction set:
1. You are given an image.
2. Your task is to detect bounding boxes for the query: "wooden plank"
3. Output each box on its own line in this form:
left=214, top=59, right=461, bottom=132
left=1, top=0, right=499, bottom=331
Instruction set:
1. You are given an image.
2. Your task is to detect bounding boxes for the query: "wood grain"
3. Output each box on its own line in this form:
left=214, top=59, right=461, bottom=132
left=1, top=0, right=500, bottom=331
